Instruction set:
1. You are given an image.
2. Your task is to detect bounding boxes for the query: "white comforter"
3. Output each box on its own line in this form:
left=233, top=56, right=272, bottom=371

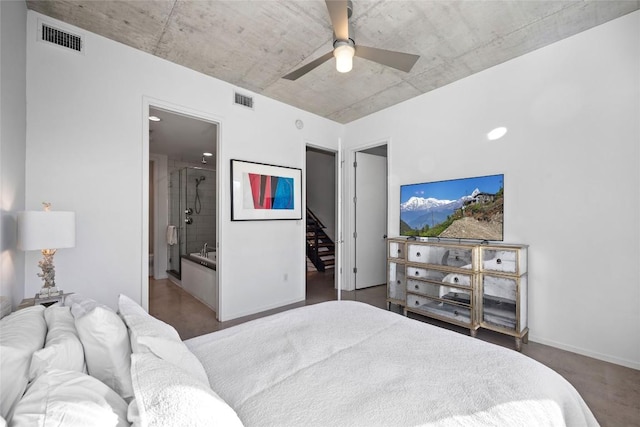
left=185, top=301, right=598, bottom=427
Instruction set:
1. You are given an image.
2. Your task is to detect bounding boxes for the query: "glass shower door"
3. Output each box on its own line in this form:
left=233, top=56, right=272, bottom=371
left=167, top=169, right=187, bottom=278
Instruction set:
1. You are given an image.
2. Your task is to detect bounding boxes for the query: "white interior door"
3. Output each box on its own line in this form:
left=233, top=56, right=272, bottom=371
left=354, top=151, right=387, bottom=289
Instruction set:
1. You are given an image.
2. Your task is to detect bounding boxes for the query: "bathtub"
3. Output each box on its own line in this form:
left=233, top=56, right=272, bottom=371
left=188, top=252, right=216, bottom=268
left=180, top=252, right=217, bottom=313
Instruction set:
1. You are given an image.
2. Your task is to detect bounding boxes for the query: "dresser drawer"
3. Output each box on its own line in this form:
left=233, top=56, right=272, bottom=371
left=482, top=295, right=517, bottom=331
left=407, top=279, right=472, bottom=305
left=481, top=275, right=517, bottom=301
left=408, top=244, right=473, bottom=269
left=388, top=262, right=406, bottom=301
left=481, top=274, right=526, bottom=333
left=407, top=294, right=472, bottom=326
left=388, top=241, right=405, bottom=260
left=406, top=267, right=472, bottom=287
left=481, top=247, right=527, bottom=275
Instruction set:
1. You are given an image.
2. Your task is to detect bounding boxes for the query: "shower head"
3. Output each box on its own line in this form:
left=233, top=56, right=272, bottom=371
left=195, top=176, right=206, bottom=187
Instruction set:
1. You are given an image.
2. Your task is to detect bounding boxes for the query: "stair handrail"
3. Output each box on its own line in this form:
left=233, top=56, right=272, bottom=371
left=306, top=207, right=326, bottom=229
left=306, top=207, right=326, bottom=271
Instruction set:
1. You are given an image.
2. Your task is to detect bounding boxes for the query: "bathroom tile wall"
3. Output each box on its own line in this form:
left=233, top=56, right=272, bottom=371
left=167, top=159, right=216, bottom=258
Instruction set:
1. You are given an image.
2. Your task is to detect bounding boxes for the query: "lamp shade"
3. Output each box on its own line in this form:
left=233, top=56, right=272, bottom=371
left=17, top=211, right=76, bottom=250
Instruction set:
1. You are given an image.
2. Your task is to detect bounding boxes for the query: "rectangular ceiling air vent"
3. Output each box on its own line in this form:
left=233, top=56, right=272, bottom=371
left=40, top=23, right=83, bottom=53
left=234, top=92, right=254, bottom=110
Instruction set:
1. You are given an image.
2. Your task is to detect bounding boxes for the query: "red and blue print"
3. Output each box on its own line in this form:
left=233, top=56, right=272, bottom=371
left=247, top=173, right=294, bottom=210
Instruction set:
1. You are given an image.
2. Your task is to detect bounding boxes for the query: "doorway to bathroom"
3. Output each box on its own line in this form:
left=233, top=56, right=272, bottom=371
left=147, top=104, right=219, bottom=318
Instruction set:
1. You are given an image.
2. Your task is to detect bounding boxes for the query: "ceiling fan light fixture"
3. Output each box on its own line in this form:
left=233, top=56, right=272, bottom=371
left=334, top=41, right=355, bottom=73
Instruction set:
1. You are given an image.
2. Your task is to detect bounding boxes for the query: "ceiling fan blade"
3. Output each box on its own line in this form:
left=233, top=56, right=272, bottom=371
left=355, top=45, right=420, bottom=73
left=282, top=51, right=334, bottom=80
left=325, top=0, right=350, bottom=40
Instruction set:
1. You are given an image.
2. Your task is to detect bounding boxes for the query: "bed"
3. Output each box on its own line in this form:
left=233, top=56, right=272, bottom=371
left=187, top=300, right=598, bottom=426
left=1, top=296, right=598, bottom=427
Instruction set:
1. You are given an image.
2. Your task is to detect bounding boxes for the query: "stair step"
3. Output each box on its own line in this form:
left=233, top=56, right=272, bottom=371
left=307, top=240, right=333, bottom=246
left=306, top=233, right=330, bottom=240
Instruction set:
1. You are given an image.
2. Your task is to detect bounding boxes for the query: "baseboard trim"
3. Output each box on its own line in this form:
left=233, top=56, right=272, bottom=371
left=220, top=296, right=306, bottom=322
left=529, top=334, right=640, bottom=371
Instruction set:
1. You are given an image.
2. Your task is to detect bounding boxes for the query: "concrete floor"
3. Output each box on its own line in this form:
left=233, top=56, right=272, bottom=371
left=150, top=271, right=640, bottom=427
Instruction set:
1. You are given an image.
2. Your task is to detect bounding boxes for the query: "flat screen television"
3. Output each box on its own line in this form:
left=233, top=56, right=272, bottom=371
left=400, top=174, right=504, bottom=241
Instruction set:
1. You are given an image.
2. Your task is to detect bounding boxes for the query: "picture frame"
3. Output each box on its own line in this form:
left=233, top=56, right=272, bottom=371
left=230, top=159, right=302, bottom=221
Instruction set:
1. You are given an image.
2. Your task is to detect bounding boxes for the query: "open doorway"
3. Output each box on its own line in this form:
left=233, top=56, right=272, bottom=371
left=305, top=146, right=338, bottom=301
left=146, top=105, right=220, bottom=323
left=353, top=144, right=387, bottom=290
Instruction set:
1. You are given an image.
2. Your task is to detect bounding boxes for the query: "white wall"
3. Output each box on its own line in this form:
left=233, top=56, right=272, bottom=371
left=344, top=12, right=640, bottom=369
left=306, top=149, right=336, bottom=240
left=0, top=0, right=27, bottom=308
left=149, top=153, right=168, bottom=280
left=25, top=11, right=342, bottom=320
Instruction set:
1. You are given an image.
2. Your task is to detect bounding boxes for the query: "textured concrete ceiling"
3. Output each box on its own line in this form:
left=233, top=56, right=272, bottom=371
left=27, top=1, right=639, bottom=124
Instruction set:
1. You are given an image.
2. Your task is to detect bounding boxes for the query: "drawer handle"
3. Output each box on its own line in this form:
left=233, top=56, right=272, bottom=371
left=415, top=285, right=419, bottom=290
left=453, top=277, right=459, bottom=283
left=397, top=280, right=401, bottom=285
left=415, top=271, right=420, bottom=276
left=497, top=258, right=502, bottom=264
left=397, top=250, right=402, bottom=255
left=415, top=301, right=420, bottom=306
left=454, top=310, right=459, bottom=316
left=455, top=255, right=460, bottom=260
left=416, top=252, right=421, bottom=257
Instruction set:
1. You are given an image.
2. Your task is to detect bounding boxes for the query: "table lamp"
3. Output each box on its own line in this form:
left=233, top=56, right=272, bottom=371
left=17, top=203, right=76, bottom=298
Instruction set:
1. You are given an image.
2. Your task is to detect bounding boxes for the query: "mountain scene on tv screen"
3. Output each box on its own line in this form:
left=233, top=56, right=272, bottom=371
left=401, top=177, right=504, bottom=241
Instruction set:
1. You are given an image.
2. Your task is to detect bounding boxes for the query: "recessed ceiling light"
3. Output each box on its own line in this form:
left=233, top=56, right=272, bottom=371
left=149, top=116, right=161, bottom=122
left=203, top=152, right=213, bottom=157
left=487, top=127, right=508, bottom=141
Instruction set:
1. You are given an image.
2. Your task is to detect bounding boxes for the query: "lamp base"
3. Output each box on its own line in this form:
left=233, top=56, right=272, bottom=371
left=37, top=249, right=58, bottom=298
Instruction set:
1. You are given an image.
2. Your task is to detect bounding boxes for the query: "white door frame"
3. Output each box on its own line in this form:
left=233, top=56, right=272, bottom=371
left=344, top=138, right=389, bottom=292
left=141, top=97, right=222, bottom=313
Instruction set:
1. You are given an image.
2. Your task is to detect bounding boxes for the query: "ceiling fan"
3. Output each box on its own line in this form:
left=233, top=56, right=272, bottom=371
left=283, top=0, right=420, bottom=80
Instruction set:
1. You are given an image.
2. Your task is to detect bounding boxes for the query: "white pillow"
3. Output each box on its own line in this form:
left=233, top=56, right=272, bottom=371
left=67, top=294, right=133, bottom=401
left=117, top=293, right=149, bottom=318
left=129, top=353, right=243, bottom=427
left=118, top=294, right=209, bottom=385
left=0, top=305, right=46, bottom=420
left=10, top=369, right=129, bottom=427
left=117, top=294, right=180, bottom=346
left=29, top=305, right=85, bottom=380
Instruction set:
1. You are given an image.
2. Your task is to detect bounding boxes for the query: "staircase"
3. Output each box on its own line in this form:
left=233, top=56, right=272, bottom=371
left=306, top=208, right=335, bottom=272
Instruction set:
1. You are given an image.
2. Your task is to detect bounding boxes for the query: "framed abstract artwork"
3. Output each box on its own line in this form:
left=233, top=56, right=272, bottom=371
left=230, top=159, right=302, bottom=221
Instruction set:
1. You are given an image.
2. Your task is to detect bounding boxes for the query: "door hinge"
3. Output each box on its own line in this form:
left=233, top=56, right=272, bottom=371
left=353, top=231, right=357, bottom=238
left=353, top=196, right=357, bottom=204
left=353, top=267, right=358, bottom=274
left=353, top=161, right=357, bottom=168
